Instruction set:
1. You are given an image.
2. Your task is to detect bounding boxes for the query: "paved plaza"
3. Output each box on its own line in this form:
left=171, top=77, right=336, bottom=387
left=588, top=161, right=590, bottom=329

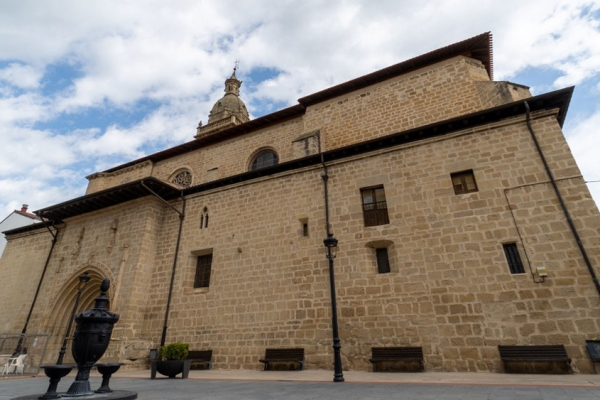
left=3, top=369, right=600, bottom=400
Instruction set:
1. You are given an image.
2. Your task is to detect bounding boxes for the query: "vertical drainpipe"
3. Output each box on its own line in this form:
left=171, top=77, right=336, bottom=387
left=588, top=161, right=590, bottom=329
left=140, top=181, right=186, bottom=347
left=523, top=101, right=600, bottom=296
left=14, top=216, right=58, bottom=355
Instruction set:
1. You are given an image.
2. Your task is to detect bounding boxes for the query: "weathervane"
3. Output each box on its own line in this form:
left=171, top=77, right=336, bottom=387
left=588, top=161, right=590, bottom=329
left=234, top=60, right=239, bottom=74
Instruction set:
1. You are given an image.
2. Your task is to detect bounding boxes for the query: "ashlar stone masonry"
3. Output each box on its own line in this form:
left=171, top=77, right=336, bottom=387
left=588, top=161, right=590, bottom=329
left=1, top=32, right=599, bottom=374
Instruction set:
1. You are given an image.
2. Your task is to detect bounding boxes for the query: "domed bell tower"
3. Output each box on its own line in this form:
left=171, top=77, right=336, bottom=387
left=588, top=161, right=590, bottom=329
left=195, top=66, right=250, bottom=139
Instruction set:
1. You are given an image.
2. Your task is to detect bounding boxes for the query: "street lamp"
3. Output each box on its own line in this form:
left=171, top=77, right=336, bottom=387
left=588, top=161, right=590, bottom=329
left=324, top=233, right=344, bottom=382
left=56, top=271, right=90, bottom=365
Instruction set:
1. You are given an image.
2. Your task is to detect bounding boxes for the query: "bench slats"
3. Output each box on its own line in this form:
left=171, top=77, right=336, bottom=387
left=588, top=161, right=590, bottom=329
left=369, top=347, right=424, bottom=372
left=259, top=348, right=304, bottom=371
left=186, top=350, right=213, bottom=370
left=498, top=345, right=572, bottom=374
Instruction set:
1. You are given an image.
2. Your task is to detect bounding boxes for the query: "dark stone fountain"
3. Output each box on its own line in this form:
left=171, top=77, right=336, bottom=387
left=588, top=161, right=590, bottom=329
left=12, top=278, right=137, bottom=400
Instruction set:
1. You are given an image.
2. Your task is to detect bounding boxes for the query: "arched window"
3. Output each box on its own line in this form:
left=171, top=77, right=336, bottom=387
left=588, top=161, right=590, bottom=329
left=250, top=150, right=278, bottom=171
left=200, top=207, right=209, bottom=229
left=171, top=169, right=193, bottom=187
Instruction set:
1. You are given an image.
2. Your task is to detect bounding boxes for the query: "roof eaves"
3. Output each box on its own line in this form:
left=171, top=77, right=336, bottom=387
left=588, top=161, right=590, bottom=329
left=3, top=221, right=48, bottom=236
left=35, top=177, right=182, bottom=222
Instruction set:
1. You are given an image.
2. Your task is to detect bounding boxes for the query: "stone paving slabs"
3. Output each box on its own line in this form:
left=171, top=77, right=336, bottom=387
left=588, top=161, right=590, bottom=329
left=3, top=377, right=600, bottom=400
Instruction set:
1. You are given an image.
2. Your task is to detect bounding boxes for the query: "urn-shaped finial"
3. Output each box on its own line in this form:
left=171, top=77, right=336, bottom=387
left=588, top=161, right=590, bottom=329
left=65, top=277, right=120, bottom=397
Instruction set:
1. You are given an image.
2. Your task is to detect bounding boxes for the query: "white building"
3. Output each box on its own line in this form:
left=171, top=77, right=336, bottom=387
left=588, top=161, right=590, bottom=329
left=0, top=205, right=40, bottom=256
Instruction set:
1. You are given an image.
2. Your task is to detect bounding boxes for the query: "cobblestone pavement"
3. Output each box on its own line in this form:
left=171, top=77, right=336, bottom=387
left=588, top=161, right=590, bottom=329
left=3, top=370, right=600, bottom=400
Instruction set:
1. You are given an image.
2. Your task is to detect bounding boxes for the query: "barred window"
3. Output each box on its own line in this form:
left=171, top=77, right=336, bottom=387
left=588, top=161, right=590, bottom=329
left=194, top=254, right=213, bottom=288
left=503, top=243, right=525, bottom=274
left=251, top=150, right=278, bottom=171
left=451, top=170, right=478, bottom=195
left=361, top=186, right=389, bottom=227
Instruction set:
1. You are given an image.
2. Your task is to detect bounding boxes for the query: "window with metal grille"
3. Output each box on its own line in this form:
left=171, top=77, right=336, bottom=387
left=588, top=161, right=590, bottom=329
left=194, top=254, right=213, bottom=288
left=376, top=248, right=391, bottom=274
left=361, top=186, right=390, bottom=227
left=251, top=150, right=278, bottom=171
left=503, top=243, right=525, bottom=274
left=451, top=170, right=478, bottom=195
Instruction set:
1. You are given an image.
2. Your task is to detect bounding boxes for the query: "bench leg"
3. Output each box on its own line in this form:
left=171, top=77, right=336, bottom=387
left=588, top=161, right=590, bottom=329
left=150, top=362, right=157, bottom=379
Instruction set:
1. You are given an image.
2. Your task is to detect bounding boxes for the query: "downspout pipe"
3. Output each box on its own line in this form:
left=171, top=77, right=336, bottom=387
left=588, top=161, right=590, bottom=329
left=14, top=216, right=58, bottom=355
left=523, top=101, right=600, bottom=296
left=140, top=180, right=186, bottom=347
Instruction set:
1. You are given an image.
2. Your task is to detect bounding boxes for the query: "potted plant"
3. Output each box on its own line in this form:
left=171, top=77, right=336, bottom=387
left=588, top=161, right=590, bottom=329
left=153, top=342, right=191, bottom=379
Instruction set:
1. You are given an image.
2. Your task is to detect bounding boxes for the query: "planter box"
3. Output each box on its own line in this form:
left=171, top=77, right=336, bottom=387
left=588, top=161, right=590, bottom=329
left=151, top=359, right=192, bottom=379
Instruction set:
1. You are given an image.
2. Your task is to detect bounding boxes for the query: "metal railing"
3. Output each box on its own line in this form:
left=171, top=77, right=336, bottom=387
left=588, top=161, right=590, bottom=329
left=362, top=201, right=389, bottom=226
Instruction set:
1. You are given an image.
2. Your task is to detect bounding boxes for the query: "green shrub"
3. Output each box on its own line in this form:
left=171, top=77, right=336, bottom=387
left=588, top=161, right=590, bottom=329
left=158, top=342, right=189, bottom=360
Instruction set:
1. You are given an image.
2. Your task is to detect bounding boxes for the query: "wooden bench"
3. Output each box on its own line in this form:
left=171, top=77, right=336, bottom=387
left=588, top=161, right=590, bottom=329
left=259, top=348, right=304, bottom=371
left=185, top=350, right=213, bottom=370
left=369, top=347, right=424, bottom=372
left=585, top=340, right=600, bottom=374
left=498, top=345, right=572, bottom=374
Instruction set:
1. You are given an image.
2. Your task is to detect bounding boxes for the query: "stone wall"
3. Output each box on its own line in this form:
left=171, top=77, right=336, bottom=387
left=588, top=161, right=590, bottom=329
left=140, top=110, right=600, bottom=372
left=0, top=228, right=53, bottom=334
left=2, top=53, right=599, bottom=374
left=86, top=161, right=154, bottom=195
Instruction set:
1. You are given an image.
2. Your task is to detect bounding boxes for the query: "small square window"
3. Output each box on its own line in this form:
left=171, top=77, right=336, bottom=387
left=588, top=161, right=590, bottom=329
left=451, top=170, right=478, bottom=195
left=503, top=243, right=525, bottom=274
left=361, top=186, right=390, bottom=227
left=194, top=254, right=213, bottom=288
left=376, top=248, right=391, bottom=274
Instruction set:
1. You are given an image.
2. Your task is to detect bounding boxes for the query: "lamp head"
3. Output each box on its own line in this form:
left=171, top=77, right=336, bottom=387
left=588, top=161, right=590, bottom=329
left=323, top=234, right=338, bottom=249
left=79, top=271, right=91, bottom=283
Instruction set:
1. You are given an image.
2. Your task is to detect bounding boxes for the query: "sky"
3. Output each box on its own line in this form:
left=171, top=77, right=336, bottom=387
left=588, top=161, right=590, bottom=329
left=0, top=0, right=599, bottom=215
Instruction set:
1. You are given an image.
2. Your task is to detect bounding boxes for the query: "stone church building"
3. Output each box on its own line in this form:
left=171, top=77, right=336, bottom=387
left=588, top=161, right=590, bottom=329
left=1, top=32, right=599, bottom=373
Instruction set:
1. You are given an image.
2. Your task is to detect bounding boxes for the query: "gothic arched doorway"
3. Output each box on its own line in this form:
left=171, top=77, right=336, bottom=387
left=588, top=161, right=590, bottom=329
left=45, top=268, right=113, bottom=364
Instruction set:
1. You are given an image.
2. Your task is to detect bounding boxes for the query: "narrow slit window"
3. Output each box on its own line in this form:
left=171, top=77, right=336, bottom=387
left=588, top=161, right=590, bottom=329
left=503, top=243, right=525, bottom=274
left=200, top=207, right=209, bottom=229
left=376, top=248, right=391, bottom=274
left=303, top=223, right=309, bottom=237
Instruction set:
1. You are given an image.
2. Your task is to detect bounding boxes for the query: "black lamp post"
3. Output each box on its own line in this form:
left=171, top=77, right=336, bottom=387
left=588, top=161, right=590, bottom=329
left=56, top=271, right=90, bottom=365
left=324, top=233, right=344, bottom=382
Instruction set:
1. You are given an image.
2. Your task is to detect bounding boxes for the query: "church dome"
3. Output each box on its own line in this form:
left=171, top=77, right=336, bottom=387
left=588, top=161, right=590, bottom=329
left=207, top=69, right=250, bottom=125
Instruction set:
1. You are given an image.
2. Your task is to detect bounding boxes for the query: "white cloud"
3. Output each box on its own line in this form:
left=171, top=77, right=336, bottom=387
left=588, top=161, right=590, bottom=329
left=564, top=108, right=600, bottom=208
left=0, top=63, right=42, bottom=89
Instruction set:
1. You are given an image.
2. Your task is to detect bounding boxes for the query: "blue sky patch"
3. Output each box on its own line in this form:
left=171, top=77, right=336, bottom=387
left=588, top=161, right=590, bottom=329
left=33, top=98, right=162, bottom=134
left=41, top=62, right=84, bottom=96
